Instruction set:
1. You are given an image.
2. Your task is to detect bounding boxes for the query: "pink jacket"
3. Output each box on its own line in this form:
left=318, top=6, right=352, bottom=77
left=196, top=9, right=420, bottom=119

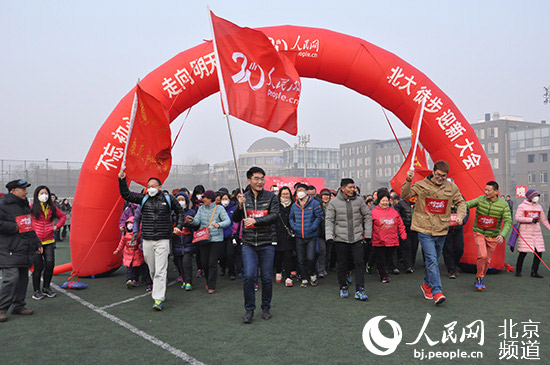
left=30, top=204, right=66, bottom=243
left=116, top=217, right=145, bottom=267
left=515, top=200, right=550, bottom=253
left=371, top=206, right=406, bottom=247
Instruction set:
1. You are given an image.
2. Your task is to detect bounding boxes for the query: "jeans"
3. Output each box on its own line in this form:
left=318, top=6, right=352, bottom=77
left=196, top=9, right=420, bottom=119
left=242, top=244, right=275, bottom=311
left=32, top=243, right=55, bottom=291
left=418, top=232, right=446, bottom=295
left=295, top=237, right=317, bottom=279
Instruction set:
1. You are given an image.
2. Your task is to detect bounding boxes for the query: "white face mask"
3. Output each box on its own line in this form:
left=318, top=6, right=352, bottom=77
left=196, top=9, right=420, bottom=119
left=179, top=200, right=186, bottom=208
left=127, top=223, right=134, bottom=231
left=38, top=194, right=49, bottom=203
left=532, top=196, right=540, bottom=203
left=297, top=191, right=306, bottom=200
left=281, top=198, right=291, bottom=205
left=147, top=187, right=159, bottom=197
left=221, top=200, right=230, bottom=207
left=196, top=194, right=203, bottom=200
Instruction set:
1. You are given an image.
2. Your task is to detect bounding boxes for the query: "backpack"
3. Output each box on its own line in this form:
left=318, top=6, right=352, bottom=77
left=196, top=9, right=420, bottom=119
left=141, top=193, right=172, bottom=209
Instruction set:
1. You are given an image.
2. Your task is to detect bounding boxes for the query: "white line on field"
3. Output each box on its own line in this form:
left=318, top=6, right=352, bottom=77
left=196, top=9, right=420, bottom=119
left=51, top=283, right=203, bottom=365
left=99, top=279, right=178, bottom=310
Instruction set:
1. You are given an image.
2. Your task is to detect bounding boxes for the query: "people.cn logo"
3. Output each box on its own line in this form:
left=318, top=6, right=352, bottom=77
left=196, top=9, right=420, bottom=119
left=362, top=316, right=403, bottom=356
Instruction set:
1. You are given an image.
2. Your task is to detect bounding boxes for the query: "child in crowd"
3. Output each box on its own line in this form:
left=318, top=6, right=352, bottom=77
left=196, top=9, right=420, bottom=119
left=113, top=217, right=150, bottom=289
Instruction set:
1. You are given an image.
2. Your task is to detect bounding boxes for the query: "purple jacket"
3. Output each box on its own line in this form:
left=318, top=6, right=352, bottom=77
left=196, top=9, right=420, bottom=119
left=119, top=203, right=138, bottom=230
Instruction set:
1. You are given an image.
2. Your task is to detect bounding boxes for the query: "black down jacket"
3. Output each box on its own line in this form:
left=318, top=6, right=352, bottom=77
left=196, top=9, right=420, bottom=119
left=119, top=178, right=184, bottom=240
left=232, top=189, right=278, bottom=246
left=0, top=193, right=42, bottom=268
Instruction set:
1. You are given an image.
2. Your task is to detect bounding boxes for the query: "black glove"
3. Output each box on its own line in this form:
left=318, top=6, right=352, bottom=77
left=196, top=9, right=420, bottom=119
left=532, top=218, right=539, bottom=223
left=509, top=244, right=515, bottom=252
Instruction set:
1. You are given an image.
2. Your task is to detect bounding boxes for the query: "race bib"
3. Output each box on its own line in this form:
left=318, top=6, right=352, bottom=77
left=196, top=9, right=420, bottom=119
left=381, top=218, right=396, bottom=230
left=476, top=214, right=497, bottom=230
left=524, top=211, right=540, bottom=219
left=424, top=198, right=448, bottom=215
left=15, top=214, right=33, bottom=233
left=449, top=213, right=458, bottom=227
left=247, top=210, right=268, bottom=229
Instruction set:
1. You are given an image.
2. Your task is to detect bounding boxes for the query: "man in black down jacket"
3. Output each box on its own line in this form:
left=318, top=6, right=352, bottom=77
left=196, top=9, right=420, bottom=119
left=233, top=167, right=279, bottom=323
left=0, top=179, right=43, bottom=322
left=118, top=171, right=184, bottom=311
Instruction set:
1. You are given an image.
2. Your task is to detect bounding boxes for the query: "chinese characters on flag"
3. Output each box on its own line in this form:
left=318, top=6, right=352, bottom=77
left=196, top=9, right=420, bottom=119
left=210, top=11, right=301, bottom=135
left=125, top=84, right=172, bottom=186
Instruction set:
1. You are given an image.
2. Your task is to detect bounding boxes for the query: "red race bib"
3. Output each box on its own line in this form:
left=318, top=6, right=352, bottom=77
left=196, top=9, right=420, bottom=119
left=424, top=198, right=448, bottom=215
left=524, top=210, right=540, bottom=219
left=247, top=210, right=268, bottom=229
left=476, top=214, right=497, bottom=230
left=449, top=213, right=458, bottom=227
left=381, top=218, right=396, bottom=230
left=15, top=214, right=33, bottom=233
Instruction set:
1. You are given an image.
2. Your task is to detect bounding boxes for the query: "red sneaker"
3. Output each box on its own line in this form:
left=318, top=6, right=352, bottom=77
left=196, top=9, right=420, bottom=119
left=433, top=292, right=446, bottom=305
left=420, top=282, right=433, bottom=300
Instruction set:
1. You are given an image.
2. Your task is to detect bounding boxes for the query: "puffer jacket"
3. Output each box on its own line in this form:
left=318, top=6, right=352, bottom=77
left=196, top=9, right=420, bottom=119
left=30, top=203, right=66, bottom=244
left=189, top=203, right=231, bottom=242
left=222, top=202, right=237, bottom=239
left=232, top=189, right=279, bottom=246
left=325, top=190, right=372, bottom=244
left=515, top=200, right=550, bottom=253
left=116, top=216, right=145, bottom=267
left=466, top=195, right=512, bottom=238
left=402, top=175, right=466, bottom=236
left=394, top=199, right=413, bottom=227
left=289, top=196, right=323, bottom=239
left=0, top=193, right=42, bottom=268
left=172, top=193, right=196, bottom=255
left=371, top=206, right=407, bottom=247
left=119, top=177, right=184, bottom=240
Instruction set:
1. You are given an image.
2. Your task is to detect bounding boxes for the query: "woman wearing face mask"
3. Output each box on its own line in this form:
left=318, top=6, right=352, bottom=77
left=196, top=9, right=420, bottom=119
left=30, top=186, right=66, bottom=300
left=172, top=192, right=196, bottom=290
left=218, top=193, right=238, bottom=280
left=514, top=189, right=550, bottom=278
left=191, top=185, right=205, bottom=210
left=274, top=186, right=296, bottom=287
left=185, top=190, right=231, bottom=293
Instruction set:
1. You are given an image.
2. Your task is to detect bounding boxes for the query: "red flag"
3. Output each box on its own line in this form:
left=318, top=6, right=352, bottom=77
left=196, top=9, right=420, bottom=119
left=210, top=11, right=300, bottom=135
left=125, top=84, right=172, bottom=186
left=391, top=146, right=431, bottom=198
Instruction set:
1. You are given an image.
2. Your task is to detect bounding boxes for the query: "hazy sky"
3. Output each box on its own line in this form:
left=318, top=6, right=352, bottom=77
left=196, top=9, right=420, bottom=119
left=2, top=1, right=549, bottom=165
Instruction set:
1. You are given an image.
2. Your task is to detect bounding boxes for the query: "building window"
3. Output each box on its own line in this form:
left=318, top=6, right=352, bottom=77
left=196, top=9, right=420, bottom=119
left=393, top=154, right=401, bottom=163
left=393, top=166, right=399, bottom=174
left=490, top=158, right=499, bottom=170
left=343, top=160, right=347, bottom=168
left=365, top=156, right=370, bottom=166
left=477, top=129, right=485, bottom=140
left=528, top=154, right=535, bottom=163
left=376, top=168, right=382, bottom=177
left=357, top=170, right=362, bottom=178
left=385, top=167, right=392, bottom=177
left=528, top=172, right=534, bottom=184
left=541, top=172, right=548, bottom=184
left=541, top=153, right=548, bottom=162
left=366, top=145, right=370, bottom=153
left=350, top=159, right=355, bottom=167
left=349, top=148, right=353, bottom=156
left=376, top=156, right=382, bottom=165
left=357, top=158, right=362, bottom=166
left=384, top=155, right=391, bottom=164
left=365, top=169, right=370, bottom=178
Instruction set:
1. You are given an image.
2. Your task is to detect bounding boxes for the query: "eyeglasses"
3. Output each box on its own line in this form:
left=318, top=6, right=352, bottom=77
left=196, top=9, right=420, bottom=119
left=250, top=177, right=265, bottom=182
left=434, top=172, right=447, bottom=179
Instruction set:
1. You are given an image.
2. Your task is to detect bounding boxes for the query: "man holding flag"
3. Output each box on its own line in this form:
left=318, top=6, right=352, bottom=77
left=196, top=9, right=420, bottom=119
left=401, top=161, right=466, bottom=305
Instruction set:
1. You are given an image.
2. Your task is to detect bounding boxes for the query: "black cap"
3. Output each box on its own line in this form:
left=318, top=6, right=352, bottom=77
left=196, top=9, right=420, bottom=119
left=6, top=179, right=31, bottom=191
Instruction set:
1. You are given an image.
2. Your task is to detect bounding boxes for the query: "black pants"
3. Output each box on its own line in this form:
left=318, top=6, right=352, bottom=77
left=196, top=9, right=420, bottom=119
left=181, top=252, right=194, bottom=284
left=126, top=264, right=152, bottom=284
left=33, top=243, right=55, bottom=291
left=443, top=229, right=464, bottom=272
left=0, top=267, right=29, bottom=312
left=219, top=237, right=237, bottom=277
left=274, top=250, right=293, bottom=279
left=516, top=250, right=543, bottom=274
left=296, top=237, right=317, bottom=279
left=335, top=241, right=365, bottom=290
left=375, top=246, right=397, bottom=279
left=199, top=241, right=225, bottom=290
left=401, top=227, right=419, bottom=269
left=61, top=225, right=70, bottom=240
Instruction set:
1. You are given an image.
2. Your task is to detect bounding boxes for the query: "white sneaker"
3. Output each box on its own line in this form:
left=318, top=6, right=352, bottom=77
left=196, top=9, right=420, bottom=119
left=285, top=278, right=293, bottom=287
left=275, top=273, right=282, bottom=283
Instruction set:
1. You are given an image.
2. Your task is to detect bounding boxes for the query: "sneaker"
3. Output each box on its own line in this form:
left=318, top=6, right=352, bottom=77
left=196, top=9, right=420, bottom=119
left=32, top=290, right=45, bottom=300
left=262, top=308, right=272, bottom=320
left=12, top=308, right=33, bottom=315
left=392, top=268, right=400, bottom=275
left=229, top=275, right=236, bottom=281
left=254, top=283, right=259, bottom=291
left=131, top=280, right=139, bottom=287
left=433, top=292, right=446, bottom=305
left=340, top=286, right=349, bottom=298
left=420, top=282, right=433, bottom=300
left=208, top=289, right=215, bottom=294
left=310, top=275, right=318, bottom=286
left=474, top=277, right=484, bottom=291
left=285, top=278, right=293, bottom=287
left=346, top=273, right=353, bottom=284
left=42, top=287, right=56, bottom=298
left=243, top=310, right=254, bottom=324
left=275, top=273, right=283, bottom=283
left=381, top=277, right=390, bottom=284
left=185, top=283, right=192, bottom=291
left=449, top=271, right=457, bottom=279
left=405, top=267, right=414, bottom=273
left=354, top=287, right=368, bottom=301
left=152, top=300, right=163, bottom=311
left=126, top=280, right=134, bottom=289
left=196, top=269, right=204, bottom=278
left=290, top=271, right=297, bottom=278
left=365, top=264, right=372, bottom=274
left=301, top=279, right=308, bottom=287
left=318, top=271, right=326, bottom=278
left=146, top=284, right=153, bottom=292
left=177, top=276, right=183, bottom=282
left=237, top=273, right=243, bottom=279
left=480, top=277, right=486, bottom=289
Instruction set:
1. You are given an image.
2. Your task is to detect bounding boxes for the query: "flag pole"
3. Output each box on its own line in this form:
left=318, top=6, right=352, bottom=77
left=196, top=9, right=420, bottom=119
left=208, top=7, right=247, bottom=217
left=409, top=97, right=426, bottom=171
left=121, top=79, right=140, bottom=172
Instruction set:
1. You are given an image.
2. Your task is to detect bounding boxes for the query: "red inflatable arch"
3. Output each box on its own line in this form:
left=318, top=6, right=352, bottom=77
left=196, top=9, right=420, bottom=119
left=67, top=26, right=499, bottom=277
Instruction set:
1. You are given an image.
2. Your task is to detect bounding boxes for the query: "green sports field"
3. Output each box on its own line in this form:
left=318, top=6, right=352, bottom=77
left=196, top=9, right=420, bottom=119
left=1, top=232, right=549, bottom=364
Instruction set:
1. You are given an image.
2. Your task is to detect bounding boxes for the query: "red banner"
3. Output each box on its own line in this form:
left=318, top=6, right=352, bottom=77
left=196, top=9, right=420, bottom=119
left=125, top=84, right=172, bottom=186
left=210, top=11, right=300, bottom=135
left=264, top=176, right=325, bottom=193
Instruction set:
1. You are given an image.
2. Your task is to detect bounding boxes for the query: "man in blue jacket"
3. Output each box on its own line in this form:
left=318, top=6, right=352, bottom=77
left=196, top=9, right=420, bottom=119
left=290, top=183, right=323, bottom=287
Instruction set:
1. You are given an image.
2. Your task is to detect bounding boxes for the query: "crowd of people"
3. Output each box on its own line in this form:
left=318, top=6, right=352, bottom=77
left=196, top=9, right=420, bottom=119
left=1, top=160, right=549, bottom=323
